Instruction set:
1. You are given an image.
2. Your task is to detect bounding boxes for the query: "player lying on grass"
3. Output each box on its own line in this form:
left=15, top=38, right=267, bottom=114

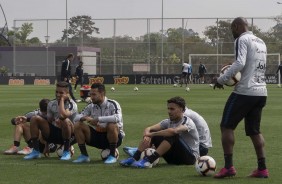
left=24, top=81, right=78, bottom=160
left=120, top=96, right=200, bottom=168
left=72, top=83, right=125, bottom=164
left=123, top=106, right=212, bottom=157
left=4, top=98, right=53, bottom=155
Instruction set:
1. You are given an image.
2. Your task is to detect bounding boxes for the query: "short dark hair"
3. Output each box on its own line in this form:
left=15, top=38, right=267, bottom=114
left=67, top=53, right=74, bottom=59
left=91, top=83, right=105, bottom=93
left=167, top=96, right=186, bottom=111
left=39, top=98, right=50, bottom=112
left=56, top=81, right=69, bottom=91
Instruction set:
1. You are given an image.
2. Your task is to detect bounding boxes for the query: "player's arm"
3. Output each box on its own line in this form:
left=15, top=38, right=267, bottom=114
left=147, top=124, right=187, bottom=137
left=143, top=123, right=162, bottom=137
left=98, top=101, right=122, bottom=124
left=58, top=95, right=71, bottom=119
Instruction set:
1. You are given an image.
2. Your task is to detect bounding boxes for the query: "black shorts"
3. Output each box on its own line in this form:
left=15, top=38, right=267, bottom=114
left=199, top=143, right=209, bottom=156
left=181, top=72, right=188, bottom=77
left=45, top=123, right=75, bottom=145
left=87, top=127, right=123, bottom=149
left=151, top=135, right=196, bottom=165
left=220, top=92, right=267, bottom=136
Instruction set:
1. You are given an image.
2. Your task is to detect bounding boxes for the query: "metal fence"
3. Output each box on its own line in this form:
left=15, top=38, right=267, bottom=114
left=8, top=17, right=282, bottom=76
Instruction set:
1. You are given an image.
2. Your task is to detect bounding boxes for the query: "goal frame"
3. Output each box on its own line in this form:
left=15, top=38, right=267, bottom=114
left=188, top=53, right=281, bottom=85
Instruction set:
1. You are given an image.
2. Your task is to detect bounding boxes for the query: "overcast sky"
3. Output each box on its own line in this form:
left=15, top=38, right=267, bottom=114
left=1, top=0, right=282, bottom=41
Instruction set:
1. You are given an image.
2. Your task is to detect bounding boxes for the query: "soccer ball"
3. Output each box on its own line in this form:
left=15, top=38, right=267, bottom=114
left=84, top=97, right=92, bottom=104
left=48, top=143, right=58, bottom=153
left=100, top=148, right=119, bottom=160
left=173, top=83, right=178, bottom=87
left=140, top=148, right=160, bottom=166
left=111, top=87, right=115, bottom=91
left=185, top=87, right=190, bottom=92
left=134, top=87, right=138, bottom=91
left=220, top=65, right=241, bottom=86
left=56, top=145, right=75, bottom=158
left=195, top=156, right=216, bottom=176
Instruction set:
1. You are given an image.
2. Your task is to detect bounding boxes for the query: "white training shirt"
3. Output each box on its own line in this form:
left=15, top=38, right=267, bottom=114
left=182, top=63, right=191, bottom=73
left=184, top=107, right=212, bottom=148
left=47, top=99, right=78, bottom=127
left=218, top=31, right=267, bottom=96
left=74, top=97, right=125, bottom=137
left=159, top=116, right=200, bottom=158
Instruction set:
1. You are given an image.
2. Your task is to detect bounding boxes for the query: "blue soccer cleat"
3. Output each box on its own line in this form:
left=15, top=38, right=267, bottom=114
left=123, top=146, right=138, bottom=157
left=104, top=155, right=117, bottom=164
left=119, top=157, right=136, bottom=167
left=73, top=154, right=90, bottom=163
left=24, top=150, right=41, bottom=160
left=60, top=151, right=71, bottom=161
left=132, top=157, right=152, bottom=169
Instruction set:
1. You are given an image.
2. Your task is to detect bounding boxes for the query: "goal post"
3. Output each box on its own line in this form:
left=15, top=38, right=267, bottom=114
left=188, top=53, right=281, bottom=85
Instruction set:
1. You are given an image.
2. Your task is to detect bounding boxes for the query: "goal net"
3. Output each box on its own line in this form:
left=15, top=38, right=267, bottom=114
left=189, top=53, right=281, bottom=85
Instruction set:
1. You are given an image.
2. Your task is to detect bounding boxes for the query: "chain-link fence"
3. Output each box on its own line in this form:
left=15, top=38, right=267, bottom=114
left=5, top=17, right=282, bottom=76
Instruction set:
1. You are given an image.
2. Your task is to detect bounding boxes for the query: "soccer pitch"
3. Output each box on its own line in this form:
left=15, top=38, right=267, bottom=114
left=0, top=84, right=281, bottom=184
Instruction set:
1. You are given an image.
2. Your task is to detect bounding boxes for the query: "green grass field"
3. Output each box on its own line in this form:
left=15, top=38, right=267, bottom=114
left=0, top=84, right=281, bottom=184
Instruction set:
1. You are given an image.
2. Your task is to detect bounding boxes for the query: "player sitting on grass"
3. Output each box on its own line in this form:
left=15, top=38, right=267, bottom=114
left=123, top=106, right=212, bottom=157
left=72, top=83, right=125, bottom=164
left=120, top=96, right=199, bottom=168
left=4, top=99, right=50, bottom=155
left=24, top=81, right=78, bottom=160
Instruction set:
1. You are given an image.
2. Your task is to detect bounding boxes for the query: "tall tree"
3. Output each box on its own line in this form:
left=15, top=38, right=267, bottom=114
left=61, top=15, right=99, bottom=44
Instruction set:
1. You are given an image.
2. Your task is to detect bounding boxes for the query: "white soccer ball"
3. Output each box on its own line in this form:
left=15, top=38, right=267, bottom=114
left=220, top=65, right=241, bottom=86
left=84, top=97, right=92, bottom=103
left=173, top=83, right=178, bottom=87
left=134, top=87, right=139, bottom=91
left=185, top=87, right=190, bottom=92
left=195, top=155, right=216, bottom=176
left=111, top=87, right=115, bottom=91
left=100, top=148, right=119, bottom=160
left=140, top=148, right=160, bottom=166
left=56, top=145, right=75, bottom=158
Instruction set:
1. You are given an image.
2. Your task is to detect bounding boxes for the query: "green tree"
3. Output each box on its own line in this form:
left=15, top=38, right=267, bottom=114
left=61, top=15, right=99, bottom=44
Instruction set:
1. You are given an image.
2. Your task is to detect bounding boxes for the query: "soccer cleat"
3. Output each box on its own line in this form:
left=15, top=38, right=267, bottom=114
left=119, top=157, right=136, bottom=167
left=214, top=166, right=236, bottom=178
left=17, top=147, right=33, bottom=155
left=4, top=146, right=19, bottom=155
left=60, top=151, right=71, bottom=161
left=24, top=150, right=41, bottom=160
left=248, top=169, right=269, bottom=178
left=132, top=157, right=152, bottom=169
left=104, top=155, right=117, bottom=164
left=123, top=147, right=138, bottom=157
left=73, top=154, right=90, bottom=163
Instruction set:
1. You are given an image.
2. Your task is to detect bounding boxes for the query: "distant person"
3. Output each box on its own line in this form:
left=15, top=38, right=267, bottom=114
left=120, top=96, right=199, bottom=168
left=213, top=17, right=269, bottom=179
left=198, top=62, right=207, bottom=84
left=60, top=53, right=80, bottom=102
left=188, top=64, right=193, bottom=84
left=180, top=61, right=191, bottom=87
left=276, top=63, right=282, bottom=87
left=74, top=61, right=84, bottom=92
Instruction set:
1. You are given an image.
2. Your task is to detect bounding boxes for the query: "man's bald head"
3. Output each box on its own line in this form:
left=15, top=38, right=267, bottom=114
left=231, top=17, right=249, bottom=39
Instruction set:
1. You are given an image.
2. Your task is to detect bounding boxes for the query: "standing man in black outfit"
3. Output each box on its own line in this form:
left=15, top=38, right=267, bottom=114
left=74, top=61, right=84, bottom=92
left=61, top=53, right=80, bottom=103
left=276, top=63, right=282, bottom=87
